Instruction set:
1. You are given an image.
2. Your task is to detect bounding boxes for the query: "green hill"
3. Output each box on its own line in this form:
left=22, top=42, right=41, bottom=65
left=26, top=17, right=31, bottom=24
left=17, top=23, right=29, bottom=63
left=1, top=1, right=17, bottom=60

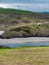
left=0, top=8, right=37, bottom=14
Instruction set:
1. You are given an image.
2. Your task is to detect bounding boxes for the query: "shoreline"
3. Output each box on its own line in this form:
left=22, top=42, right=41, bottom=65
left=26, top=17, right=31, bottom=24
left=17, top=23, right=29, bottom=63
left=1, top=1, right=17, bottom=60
left=0, top=37, right=49, bottom=44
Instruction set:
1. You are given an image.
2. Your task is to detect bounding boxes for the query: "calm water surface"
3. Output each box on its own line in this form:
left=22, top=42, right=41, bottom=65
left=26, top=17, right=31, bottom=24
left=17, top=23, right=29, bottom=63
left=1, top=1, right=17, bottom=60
left=0, top=41, right=49, bottom=48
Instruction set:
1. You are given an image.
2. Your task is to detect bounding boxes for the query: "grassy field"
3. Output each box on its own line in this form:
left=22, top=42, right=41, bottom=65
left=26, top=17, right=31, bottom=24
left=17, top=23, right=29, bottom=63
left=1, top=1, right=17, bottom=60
left=0, top=47, right=49, bottom=65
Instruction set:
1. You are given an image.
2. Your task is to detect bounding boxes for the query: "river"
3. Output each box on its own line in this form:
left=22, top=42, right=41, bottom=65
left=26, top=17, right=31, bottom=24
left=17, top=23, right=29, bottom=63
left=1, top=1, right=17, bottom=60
left=0, top=37, right=49, bottom=48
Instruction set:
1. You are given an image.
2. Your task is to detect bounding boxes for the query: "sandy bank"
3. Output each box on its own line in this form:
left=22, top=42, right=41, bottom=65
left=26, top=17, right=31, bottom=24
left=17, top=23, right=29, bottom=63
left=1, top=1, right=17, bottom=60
left=0, top=37, right=49, bottom=44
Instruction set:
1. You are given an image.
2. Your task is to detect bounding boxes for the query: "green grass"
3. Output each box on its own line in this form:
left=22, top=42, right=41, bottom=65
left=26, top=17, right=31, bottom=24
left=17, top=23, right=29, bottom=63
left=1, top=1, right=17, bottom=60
left=0, top=46, right=49, bottom=65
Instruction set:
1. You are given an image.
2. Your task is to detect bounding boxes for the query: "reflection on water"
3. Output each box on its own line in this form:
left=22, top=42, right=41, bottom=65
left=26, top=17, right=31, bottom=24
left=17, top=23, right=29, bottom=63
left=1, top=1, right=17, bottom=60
left=0, top=41, right=49, bottom=48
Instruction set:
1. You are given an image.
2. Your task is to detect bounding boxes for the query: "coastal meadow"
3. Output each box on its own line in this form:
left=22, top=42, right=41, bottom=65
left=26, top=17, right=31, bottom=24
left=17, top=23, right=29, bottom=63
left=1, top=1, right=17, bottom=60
left=0, top=47, right=49, bottom=65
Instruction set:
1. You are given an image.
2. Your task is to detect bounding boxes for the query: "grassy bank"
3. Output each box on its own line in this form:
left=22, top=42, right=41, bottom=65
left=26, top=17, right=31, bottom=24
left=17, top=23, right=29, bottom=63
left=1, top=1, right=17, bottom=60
left=0, top=46, right=49, bottom=65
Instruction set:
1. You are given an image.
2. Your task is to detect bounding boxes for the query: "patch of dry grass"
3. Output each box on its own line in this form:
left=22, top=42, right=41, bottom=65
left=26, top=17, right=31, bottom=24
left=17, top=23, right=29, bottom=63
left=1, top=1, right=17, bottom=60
left=0, top=47, right=49, bottom=65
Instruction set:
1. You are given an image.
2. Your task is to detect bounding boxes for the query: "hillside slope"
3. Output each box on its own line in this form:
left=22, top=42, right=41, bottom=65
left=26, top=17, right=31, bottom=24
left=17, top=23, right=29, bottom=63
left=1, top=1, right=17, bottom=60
left=0, top=8, right=49, bottom=38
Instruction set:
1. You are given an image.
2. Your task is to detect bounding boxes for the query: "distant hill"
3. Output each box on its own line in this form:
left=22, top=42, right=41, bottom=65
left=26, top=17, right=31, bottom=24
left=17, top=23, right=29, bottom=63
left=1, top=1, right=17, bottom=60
left=0, top=8, right=37, bottom=14
left=41, top=12, right=49, bottom=14
left=0, top=8, right=49, bottom=38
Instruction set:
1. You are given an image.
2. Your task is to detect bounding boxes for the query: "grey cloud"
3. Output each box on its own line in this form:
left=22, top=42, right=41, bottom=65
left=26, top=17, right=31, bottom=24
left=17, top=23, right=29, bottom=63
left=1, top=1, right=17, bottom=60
left=0, top=3, right=49, bottom=12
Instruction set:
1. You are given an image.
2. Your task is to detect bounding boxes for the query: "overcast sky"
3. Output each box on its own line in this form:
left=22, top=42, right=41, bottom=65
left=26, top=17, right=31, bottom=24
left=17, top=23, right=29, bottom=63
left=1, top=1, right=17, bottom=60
left=0, top=0, right=49, bottom=12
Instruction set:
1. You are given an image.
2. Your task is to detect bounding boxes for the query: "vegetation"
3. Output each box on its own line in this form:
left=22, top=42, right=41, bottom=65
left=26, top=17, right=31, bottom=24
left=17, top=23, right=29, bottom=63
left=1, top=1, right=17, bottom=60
left=0, top=8, right=37, bottom=14
left=0, top=8, right=49, bottom=38
left=1, top=24, right=49, bottom=38
left=0, top=45, right=11, bottom=49
left=0, top=47, right=49, bottom=65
